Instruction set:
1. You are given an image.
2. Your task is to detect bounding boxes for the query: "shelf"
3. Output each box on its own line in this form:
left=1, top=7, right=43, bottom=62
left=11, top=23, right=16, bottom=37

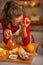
left=20, top=5, right=41, bottom=8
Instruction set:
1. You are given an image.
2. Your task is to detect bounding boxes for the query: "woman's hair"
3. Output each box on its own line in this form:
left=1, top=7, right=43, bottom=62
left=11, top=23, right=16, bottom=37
left=3, top=1, right=23, bottom=24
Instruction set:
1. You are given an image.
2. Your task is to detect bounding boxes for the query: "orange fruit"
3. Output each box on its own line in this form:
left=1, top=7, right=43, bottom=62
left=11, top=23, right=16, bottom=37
left=0, top=50, right=7, bottom=57
left=2, top=50, right=7, bottom=56
left=26, top=44, right=35, bottom=53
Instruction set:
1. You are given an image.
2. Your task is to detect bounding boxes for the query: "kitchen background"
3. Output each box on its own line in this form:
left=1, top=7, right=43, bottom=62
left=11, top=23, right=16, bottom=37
left=0, top=0, right=43, bottom=44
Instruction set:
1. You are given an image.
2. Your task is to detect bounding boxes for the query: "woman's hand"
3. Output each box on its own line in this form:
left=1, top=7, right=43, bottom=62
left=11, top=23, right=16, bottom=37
left=21, top=17, right=30, bottom=27
left=4, top=29, right=12, bottom=39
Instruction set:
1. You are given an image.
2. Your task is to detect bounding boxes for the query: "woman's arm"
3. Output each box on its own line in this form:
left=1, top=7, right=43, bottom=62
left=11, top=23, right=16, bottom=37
left=21, top=17, right=30, bottom=46
left=0, top=17, right=13, bottom=44
left=22, top=26, right=30, bottom=46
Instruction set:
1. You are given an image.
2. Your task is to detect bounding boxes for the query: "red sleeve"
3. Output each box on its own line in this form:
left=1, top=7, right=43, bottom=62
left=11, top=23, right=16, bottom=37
left=0, top=17, right=3, bottom=23
left=3, top=35, right=10, bottom=44
left=22, top=26, right=30, bottom=46
left=22, top=16, right=30, bottom=46
left=0, top=17, right=7, bottom=30
left=0, top=17, right=10, bottom=44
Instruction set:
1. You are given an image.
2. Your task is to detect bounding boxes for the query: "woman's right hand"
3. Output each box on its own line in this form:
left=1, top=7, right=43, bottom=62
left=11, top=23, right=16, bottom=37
left=4, top=29, right=12, bottom=39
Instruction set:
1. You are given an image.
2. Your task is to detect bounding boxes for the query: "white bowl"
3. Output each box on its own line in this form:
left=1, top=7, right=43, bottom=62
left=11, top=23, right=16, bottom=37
left=9, top=54, right=18, bottom=60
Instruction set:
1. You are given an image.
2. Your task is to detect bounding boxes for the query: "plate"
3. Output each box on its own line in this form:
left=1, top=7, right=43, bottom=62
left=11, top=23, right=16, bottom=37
left=9, top=54, right=18, bottom=60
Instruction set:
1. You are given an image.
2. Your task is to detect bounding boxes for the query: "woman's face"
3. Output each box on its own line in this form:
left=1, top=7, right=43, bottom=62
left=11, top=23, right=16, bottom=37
left=11, top=15, right=23, bottom=26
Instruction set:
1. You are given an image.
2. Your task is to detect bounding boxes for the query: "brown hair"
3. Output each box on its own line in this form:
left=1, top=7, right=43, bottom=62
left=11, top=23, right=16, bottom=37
left=3, top=1, right=23, bottom=24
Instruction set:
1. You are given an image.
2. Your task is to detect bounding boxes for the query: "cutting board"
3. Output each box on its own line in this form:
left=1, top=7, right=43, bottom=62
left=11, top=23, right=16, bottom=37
left=0, top=42, right=39, bottom=64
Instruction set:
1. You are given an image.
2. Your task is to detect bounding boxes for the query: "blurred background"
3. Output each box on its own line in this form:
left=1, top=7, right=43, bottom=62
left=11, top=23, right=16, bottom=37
left=0, top=0, right=43, bottom=44
left=0, top=1, right=43, bottom=65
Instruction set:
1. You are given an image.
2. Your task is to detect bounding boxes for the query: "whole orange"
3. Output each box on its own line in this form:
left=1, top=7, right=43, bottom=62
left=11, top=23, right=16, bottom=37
left=26, top=44, right=35, bottom=53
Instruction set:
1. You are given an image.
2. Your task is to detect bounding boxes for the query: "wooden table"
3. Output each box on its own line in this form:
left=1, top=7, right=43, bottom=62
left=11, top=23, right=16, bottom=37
left=0, top=42, right=39, bottom=64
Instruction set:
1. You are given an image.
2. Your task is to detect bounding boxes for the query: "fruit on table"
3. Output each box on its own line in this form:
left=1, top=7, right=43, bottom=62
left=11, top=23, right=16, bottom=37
left=7, top=40, right=17, bottom=50
left=9, top=47, right=18, bottom=54
left=26, top=44, right=35, bottom=53
left=0, top=48, right=7, bottom=57
left=18, top=46, right=32, bottom=60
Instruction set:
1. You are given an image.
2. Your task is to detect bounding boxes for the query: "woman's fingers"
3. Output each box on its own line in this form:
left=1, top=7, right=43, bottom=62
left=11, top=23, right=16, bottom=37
left=9, top=30, right=12, bottom=37
left=21, top=17, right=30, bottom=27
left=24, top=17, right=30, bottom=27
left=4, top=29, right=12, bottom=39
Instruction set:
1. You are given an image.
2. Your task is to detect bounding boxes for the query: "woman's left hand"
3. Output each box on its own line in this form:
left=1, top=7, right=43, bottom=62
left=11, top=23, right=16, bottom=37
left=21, top=17, right=30, bottom=28
left=24, top=17, right=30, bottom=27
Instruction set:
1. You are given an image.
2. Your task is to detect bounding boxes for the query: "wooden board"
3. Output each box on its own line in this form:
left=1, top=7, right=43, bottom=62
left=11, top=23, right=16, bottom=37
left=0, top=43, right=39, bottom=64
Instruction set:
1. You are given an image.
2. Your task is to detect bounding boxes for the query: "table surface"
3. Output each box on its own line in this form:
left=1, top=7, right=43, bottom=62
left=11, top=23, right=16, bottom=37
left=0, top=42, right=39, bottom=64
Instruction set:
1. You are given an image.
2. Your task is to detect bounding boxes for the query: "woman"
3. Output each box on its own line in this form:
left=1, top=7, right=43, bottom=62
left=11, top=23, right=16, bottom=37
left=0, top=1, right=30, bottom=46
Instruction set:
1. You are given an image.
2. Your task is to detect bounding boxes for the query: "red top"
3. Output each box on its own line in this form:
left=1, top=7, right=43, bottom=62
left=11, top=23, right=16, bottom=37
left=0, top=16, right=30, bottom=46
